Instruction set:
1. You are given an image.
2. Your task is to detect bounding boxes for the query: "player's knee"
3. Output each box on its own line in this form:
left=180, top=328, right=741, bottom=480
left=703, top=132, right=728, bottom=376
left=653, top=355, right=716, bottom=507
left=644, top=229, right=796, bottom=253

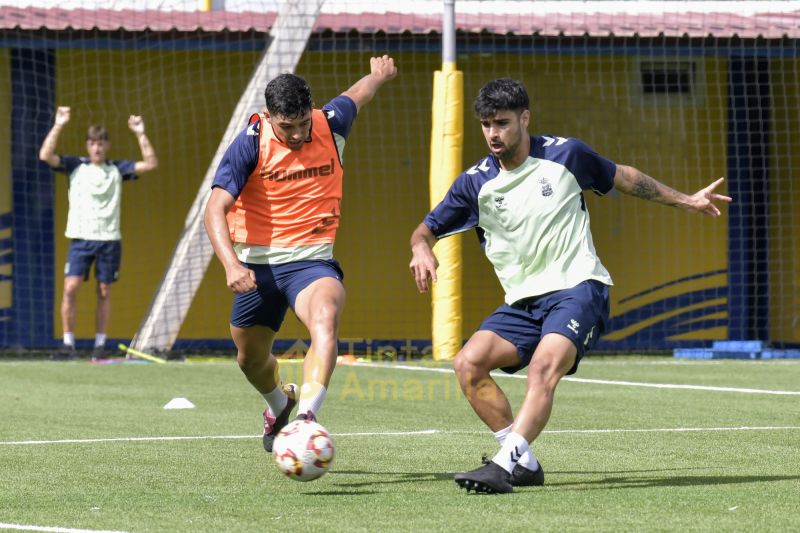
left=63, top=279, right=81, bottom=298
left=96, top=284, right=111, bottom=300
left=237, top=349, right=272, bottom=372
left=235, top=351, right=250, bottom=371
left=528, top=353, right=571, bottom=391
left=453, top=350, right=488, bottom=383
left=310, top=303, right=340, bottom=333
left=62, top=288, right=78, bottom=302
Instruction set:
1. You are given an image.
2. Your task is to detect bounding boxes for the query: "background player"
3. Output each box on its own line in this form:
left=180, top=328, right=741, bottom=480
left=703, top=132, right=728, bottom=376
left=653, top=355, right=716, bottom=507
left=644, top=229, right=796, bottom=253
left=39, top=106, right=158, bottom=359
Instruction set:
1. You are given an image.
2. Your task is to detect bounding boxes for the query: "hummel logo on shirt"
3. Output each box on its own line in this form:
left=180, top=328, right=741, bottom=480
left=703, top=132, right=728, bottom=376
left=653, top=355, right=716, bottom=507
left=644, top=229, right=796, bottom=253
left=567, top=319, right=580, bottom=335
left=259, top=158, right=336, bottom=182
left=542, top=135, right=568, bottom=147
left=466, top=158, right=491, bottom=175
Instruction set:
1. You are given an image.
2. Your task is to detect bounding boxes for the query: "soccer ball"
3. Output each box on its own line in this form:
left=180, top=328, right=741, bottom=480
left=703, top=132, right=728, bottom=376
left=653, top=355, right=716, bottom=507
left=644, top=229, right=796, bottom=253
left=272, top=419, right=335, bottom=481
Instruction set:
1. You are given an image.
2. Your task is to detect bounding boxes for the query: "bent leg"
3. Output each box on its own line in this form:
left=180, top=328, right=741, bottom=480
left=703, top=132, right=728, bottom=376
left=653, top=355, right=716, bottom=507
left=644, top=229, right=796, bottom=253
left=231, top=324, right=280, bottom=394
left=453, top=330, right=522, bottom=432
left=513, top=332, right=576, bottom=442
left=234, top=323, right=296, bottom=452
left=293, top=277, right=345, bottom=413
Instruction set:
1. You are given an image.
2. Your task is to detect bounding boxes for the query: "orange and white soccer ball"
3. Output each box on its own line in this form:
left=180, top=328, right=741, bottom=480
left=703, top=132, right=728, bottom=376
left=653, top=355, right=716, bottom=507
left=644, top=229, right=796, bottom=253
left=272, top=419, right=335, bottom=481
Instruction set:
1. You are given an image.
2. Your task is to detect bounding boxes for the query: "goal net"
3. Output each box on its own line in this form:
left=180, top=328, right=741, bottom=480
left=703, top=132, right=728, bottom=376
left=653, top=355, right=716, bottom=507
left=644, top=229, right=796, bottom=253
left=1, top=1, right=797, bottom=355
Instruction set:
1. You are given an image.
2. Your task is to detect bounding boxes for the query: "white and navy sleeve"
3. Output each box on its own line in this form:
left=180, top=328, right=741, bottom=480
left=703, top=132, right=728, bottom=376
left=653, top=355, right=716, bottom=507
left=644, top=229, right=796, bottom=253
left=423, top=172, right=482, bottom=239
left=322, top=95, right=358, bottom=139
left=55, top=155, right=84, bottom=175
left=564, top=139, right=616, bottom=195
left=111, top=160, right=137, bottom=181
left=211, top=122, right=260, bottom=200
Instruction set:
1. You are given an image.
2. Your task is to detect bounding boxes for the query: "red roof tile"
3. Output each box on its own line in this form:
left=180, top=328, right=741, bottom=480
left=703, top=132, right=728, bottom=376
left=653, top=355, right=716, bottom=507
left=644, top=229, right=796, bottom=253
left=0, top=6, right=797, bottom=38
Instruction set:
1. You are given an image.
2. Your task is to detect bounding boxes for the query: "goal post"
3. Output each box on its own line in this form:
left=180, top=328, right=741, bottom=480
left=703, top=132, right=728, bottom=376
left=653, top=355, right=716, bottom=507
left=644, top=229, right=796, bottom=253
left=428, top=0, right=464, bottom=361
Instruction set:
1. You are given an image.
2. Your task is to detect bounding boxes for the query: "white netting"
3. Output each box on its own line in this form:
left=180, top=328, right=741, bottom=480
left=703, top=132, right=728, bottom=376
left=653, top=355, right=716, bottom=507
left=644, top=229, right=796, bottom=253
left=1, top=0, right=797, bottom=354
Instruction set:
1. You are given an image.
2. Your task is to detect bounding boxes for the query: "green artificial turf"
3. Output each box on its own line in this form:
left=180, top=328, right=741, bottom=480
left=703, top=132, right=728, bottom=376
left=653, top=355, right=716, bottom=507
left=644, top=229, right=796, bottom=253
left=1, top=357, right=798, bottom=532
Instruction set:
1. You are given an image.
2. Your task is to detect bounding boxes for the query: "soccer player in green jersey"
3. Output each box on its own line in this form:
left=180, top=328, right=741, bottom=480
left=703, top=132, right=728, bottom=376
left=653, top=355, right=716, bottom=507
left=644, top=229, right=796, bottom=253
left=410, top=78, right=731, bottom=493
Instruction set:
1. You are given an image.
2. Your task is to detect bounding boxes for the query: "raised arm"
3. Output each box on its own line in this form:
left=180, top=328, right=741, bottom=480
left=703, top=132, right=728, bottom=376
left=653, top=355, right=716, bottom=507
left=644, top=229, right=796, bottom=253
left=39, top=106, right=71, bottom=167
left=613, top=164, right=732, bottom=217
left=340, top=55, right=398, bottom=112
left=409, top=223, right=439, bottom=293
left=128, top=115, right=158, bottom=174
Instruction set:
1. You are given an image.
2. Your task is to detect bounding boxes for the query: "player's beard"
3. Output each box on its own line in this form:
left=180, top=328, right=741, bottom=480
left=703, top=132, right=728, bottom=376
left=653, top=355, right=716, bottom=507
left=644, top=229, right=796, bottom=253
left=494, top=134, right=521, bottom=162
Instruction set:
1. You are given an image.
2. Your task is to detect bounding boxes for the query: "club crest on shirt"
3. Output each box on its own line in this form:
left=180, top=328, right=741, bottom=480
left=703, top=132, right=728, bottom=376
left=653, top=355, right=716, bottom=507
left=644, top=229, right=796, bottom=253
left=539, top=176, right=553, bottom=197
left=494, top=195, right=506, bottom=209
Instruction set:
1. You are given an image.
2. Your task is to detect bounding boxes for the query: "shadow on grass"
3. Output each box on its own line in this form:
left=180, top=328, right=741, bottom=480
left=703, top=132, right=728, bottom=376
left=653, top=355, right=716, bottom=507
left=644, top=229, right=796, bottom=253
left=553, top=467, right=702, bottom=475
left=306, top=489, right=382, bottom=496
left=330, top=470, right=454, bottom=484
left=321, top=469, right=800, bottom=493
left=542, top=473, right=800, bottom=491
left=302, top=471, right=454, bottom=495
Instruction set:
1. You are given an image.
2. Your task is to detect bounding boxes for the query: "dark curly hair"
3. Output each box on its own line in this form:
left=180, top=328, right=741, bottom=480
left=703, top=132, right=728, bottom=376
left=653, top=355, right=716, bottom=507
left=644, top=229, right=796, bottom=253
left=264, top=73, right=314, bottom=118
left=474, top=78, right=529, bottom=118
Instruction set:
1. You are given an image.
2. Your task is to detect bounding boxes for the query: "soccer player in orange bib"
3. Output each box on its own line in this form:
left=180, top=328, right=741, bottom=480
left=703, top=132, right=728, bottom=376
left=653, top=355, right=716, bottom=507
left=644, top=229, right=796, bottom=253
left=205, top=56, right=397, bottom=452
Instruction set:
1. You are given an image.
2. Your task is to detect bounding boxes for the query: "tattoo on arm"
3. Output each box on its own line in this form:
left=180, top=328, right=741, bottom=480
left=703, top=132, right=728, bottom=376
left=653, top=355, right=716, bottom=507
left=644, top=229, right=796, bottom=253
left=631, top=176, right=659, bottom=200
left=629, top=169, right=680, bottom=207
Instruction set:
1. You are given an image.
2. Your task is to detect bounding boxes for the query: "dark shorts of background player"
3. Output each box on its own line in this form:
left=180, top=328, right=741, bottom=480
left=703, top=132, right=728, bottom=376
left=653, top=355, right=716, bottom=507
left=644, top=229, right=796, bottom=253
left=230, top=259, right=344, bottom=331
left=479, top=279, right=610, bottom=376
left=64, top=239, right=122, bottom=283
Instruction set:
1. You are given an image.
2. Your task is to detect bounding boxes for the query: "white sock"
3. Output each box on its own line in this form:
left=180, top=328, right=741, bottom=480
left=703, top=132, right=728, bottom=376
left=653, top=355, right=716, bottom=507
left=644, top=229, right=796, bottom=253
left=517, top=450, right=540, bottom=472
left=262, top=384, right=288, bottom=416
left=493, top=424, right=513, bottom=445
left=494, top=425, right=540, bottom=471
left=297, top=382, right=327, bottom=417
left=492, top=431, right=530, bottom=474
left=94, top=333, right=107, bottom=348
left=63, top=332, right=75, bottom=347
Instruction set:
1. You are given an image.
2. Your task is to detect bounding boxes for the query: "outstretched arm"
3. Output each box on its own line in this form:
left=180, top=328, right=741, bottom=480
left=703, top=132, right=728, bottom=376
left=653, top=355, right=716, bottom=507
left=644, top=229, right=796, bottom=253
left=409, top=223, right=439, bottom=293
left=613, top=164, right=732, bottom=217
left=203, top=187, right=257, bottom=294
left=128, top=115, right=158, bottom=174
left=341, top=55, right=398, bottom=112
left=39, top=106, right=71, bottom=167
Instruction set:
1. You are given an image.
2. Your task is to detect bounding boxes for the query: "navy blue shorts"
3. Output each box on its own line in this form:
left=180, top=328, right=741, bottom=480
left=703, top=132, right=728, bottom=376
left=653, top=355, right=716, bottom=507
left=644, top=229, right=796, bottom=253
left=230, top=259, right=344, bottom=330
left=64, top=239, right=121, bottom=283
left=478, top=279, right=610, bottom=376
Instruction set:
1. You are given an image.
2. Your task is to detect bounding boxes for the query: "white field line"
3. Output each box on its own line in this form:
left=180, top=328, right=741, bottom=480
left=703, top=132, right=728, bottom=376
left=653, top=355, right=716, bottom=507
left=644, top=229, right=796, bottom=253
left=3, top=426, right=800, bottom=447
left=0, top=430, right=440, bottom=446
left=0, top=523, right=130, bottom=533
left=582, top=359, right=800, bottom=366
left=2, top=363, right=797, bottom=447
left=539, top=426, right=800, bottom=435
left=563, top=376, right=800, bottom=395
left=356, top=362, right=800, bottom=396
